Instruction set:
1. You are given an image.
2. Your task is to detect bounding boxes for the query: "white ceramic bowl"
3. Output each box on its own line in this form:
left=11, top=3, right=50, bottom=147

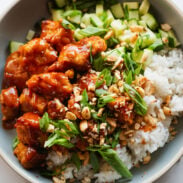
left=0, top=0, right=182, bottom=182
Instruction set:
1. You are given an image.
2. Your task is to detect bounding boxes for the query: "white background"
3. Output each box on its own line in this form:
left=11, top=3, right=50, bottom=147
left=0, top=0, right=183, bottom=182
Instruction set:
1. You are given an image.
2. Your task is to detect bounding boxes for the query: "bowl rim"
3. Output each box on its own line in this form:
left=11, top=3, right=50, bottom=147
left=0, top=0, right=183, bottom=183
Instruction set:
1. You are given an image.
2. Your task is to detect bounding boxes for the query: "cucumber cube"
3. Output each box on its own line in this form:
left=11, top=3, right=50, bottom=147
left=111, top=20, right=126, bottom=37
left=123, top=2, right=139, bottom=10
left=139, top=0, right=150, bottom=15
left=141, top=13, right=158, bottom=31
left=96, top=4, right=104, bottom=16
left=111, top=3, right=124, bottom=19
left=9, top=41, right=24, bottom=53
left=55, top=0, right=66, bottom=8
left=128, top=10, right=139, bottom=20
left=51, top=9, right=64, bottom=21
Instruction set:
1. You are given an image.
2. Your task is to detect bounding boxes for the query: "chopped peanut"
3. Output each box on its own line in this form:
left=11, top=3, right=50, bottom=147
left=143, top=154, right=151, bottom=164
left=80, top=120, right=88, bottom=132
left=65, top=111, right=77, bottom=120
left=104, top=30, right=114, bottom=40
left=163, top=106, right=172, bottom=116
left=81, top=107, right=91, bottom=120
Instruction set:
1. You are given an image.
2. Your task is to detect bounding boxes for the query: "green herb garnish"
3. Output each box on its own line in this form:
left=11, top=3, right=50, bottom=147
left=124, top=83, right=147, bottom=116
left=90, top=152, right=99, bottom=172
left=79, top=27, right=107, bottom=37
left=71, top=153, right=81, bottom=170
left=12, top=136, right=19, bottom=150
left=95, top=68, right=113, bottom=88
left=39, top=112, right=50, bottom=132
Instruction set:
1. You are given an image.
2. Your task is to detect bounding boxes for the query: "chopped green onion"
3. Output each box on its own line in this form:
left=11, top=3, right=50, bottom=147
left=124, top=83, right=147, bottom=116
left=39, top=112, right=50, bottom=132
left=90, top=152, right=99, bottom=172
left=79, top=27, right=107, bottom=37
left=12, top=136, right=19, bottom=150
left=99, top=148, right=132, bottom=179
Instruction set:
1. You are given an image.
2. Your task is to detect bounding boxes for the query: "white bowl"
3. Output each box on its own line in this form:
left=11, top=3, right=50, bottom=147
left=0, top=0, right=182, bottom=182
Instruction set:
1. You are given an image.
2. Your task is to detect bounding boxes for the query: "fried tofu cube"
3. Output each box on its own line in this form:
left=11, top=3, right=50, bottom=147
left=0, top=87, right=19, bottom=129
left=26, top=72, right=73, bottom=101
left=48, top=36, right=107, bottom=72
left=14, top=142, right=46, bottom=169
left=15, top=113, right=47, bottom=147
left=20, top=88, right=47, bottom=115
left=41, top=20, right=74, bottom=52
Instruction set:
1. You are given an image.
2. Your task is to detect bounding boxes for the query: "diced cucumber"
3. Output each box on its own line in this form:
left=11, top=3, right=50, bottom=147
left=143, top=49, right=153, bottom=65
left=159, top=29, right=168, bottom=39
left=51, top=9, right=64, bottom=21
left=138, top=20, right=147, bottom=27
left=9, top=41, right=24, bottom=53
left=111, top=3, right=124, bottom=19
left=96, top=4, right=104, bottom=16
left=68, top=15, right=81, bottom=24
left=55, top=0, right=66, bottom=8
left=132, top=48, right=153, bottom=65
left=132, top=49, right=144, bottom=63
left=140, top=29, right=157, bottom=48
left=90, top=14, right=103, bottom=28
left=123, top=2, right=139, bottom=10
left=128, top=19, right=138, bottom=26
left=128, top=10, right=139, bottom=20
left=26, top=30, right=35, bottom=41
left=141, top=13, right=158, bottom=31
left=118, top=30, right=135, bottom=44
left=149, top=38, right=164, bottom=51
left=139, top=0, right=150, bottom=15
left=105, top=10, right=115, bottom=27
left=74, top=29, right=85, bottom=40
left=111, top=20, right=126, bottom=37
left=168, top=30, right=180, bottom=47
left=81, top=13, right=92, bottom=27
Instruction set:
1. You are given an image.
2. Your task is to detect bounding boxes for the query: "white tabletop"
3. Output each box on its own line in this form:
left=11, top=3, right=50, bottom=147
left=0, top=0, right=183, bottom=183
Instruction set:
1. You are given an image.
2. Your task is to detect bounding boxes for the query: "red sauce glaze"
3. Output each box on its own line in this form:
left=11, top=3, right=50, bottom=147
left=0, top=87, right=19, bottom=128
left=16, top=112, right=40, bottom=129
left=26, top=72, right=73, bottom=101
left=14, top=142, right=47, bottom=169
left=3, top=38, right=58, bottom=91
left=3, top=51, right=29, bottom=91
left=20, top=88, right=47, bottom=115
left=47, top=98, right=66, bottom=119
left=48, top=36, right=107, bottom=72
left=41, top=20, right=74, bottom=52
left=16, top=112, right=47, bottom=147
left=108, top=97, right=134, bottom=124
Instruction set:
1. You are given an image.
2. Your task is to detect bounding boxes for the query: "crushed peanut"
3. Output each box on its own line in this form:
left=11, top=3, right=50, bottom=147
left=81, top=107, right=91, bottom=120
left=65, top=111, right=77, bottom=121
left=80, top=120, right=88, bottom=132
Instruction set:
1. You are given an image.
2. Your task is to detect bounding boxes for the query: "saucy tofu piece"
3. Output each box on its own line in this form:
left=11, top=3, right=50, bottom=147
left=20, top=88, right=47, bottom=115
left=0, top=87, right=19, bottom=129
left=14, top=142, right=46, bottom=169
left=49, top=36, right=107, bottom=72
left=26, top=72, right=73, bottom=101
left=108, top=97, right=134, bottom=124
left=3, top=51, right=29, bottom=91
left=16, top=113, right=47, bottom=147
left=41, top=20, right=74, bottom=52
left=47, top=98, right=66, bottom=119
left=20, top=38, right=58, bottom=73
left=3, top=38, right=58, bottom=91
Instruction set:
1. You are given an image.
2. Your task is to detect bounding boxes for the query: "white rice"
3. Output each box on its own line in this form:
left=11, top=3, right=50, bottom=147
left=46, top=49, right=183, bottom=182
